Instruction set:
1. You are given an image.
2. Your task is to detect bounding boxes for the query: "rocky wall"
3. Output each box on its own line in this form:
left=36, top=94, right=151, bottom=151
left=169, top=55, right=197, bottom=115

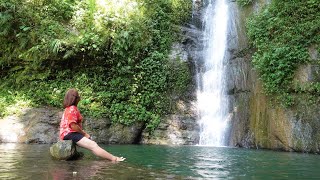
left=227, top=0, right=320, bottom=153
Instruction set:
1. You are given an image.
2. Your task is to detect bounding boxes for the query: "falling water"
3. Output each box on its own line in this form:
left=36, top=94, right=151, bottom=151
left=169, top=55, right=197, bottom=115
left=197, top=0, right=229, bottom=146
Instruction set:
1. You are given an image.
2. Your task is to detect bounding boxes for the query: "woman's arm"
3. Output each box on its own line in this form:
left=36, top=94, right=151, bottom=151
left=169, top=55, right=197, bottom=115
left=70, top=123, right=90, bottom=138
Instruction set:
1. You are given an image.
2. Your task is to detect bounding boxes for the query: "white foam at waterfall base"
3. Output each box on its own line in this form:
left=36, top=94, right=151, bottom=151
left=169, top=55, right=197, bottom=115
left=197, top=0, right=229, bottom=146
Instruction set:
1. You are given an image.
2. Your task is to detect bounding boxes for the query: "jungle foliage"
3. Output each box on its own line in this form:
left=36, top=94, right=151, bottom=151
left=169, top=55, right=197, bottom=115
left=0, top=0, right=192, bottom=130
left=246, top=0, right=320, bottom=106
left=237, top=0, right=254, bottom=7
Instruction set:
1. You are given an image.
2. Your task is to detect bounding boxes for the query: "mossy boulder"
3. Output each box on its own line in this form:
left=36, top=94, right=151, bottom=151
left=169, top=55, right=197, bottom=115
left=50, top=140, right=83, bottom=160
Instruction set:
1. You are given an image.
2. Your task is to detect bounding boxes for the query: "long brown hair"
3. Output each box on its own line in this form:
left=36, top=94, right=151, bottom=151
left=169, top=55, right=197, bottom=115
left=63, top=88, right=81, bottom=108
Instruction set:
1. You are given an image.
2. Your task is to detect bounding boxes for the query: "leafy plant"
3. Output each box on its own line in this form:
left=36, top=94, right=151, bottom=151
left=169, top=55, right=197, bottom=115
left=0, top=0, right=192, bottom=131
left=237, top=0, right=254, bottom=7
left=246, top=0, right=320, bottom=106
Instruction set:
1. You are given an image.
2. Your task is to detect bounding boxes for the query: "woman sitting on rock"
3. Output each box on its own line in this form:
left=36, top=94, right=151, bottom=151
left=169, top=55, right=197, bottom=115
left=60, top=88, right=125, bottom=162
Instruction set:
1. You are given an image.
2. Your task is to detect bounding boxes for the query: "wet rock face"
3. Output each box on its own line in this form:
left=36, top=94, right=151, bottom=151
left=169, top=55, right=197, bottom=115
left=84, top=118, right=145, bottom=144
left=50, top=140, right=83, bottom=160
left=0, top=106, right=197, bottom=145
left=140, top=24, right=201, bottom=144
left=0, top=107, right=145, bottom=144
left=0, top=107, right=61, bottom=144
left=225, top=1, right=320, bottom=153
left=141, top=115, right=200, bottom=145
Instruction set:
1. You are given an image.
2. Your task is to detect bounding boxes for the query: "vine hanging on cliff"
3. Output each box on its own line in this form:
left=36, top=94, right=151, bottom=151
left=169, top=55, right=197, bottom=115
left=246, top=0, right=320, bottom=106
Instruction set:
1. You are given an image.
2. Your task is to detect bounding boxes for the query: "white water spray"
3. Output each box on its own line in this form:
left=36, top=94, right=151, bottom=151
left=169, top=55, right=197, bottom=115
left=197, top=0, right=229, bottom=146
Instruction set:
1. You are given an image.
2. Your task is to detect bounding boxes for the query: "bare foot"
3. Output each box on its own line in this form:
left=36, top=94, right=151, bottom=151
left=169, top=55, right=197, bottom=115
left=113, top=156, right=126, bottom=162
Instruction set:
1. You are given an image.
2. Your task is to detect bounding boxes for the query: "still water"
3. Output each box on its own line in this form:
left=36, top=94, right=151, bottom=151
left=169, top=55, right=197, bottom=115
left=0, top=143, right=320, bottom=179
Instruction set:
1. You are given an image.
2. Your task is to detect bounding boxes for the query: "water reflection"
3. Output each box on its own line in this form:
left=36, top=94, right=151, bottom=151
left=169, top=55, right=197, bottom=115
left=192, top=147, right=229, bottom=179
left=0, top=144, right=188, bottom=179
left=1, top=144, right=320, bottom=179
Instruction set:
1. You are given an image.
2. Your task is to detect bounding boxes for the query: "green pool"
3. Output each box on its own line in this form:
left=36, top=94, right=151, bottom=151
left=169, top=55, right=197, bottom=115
left=1, top=144, right=319, bottom=179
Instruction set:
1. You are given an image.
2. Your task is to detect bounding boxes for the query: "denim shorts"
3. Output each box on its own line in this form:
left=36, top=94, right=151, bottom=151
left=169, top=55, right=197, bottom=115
left=63, top=132, right=84, bottom=143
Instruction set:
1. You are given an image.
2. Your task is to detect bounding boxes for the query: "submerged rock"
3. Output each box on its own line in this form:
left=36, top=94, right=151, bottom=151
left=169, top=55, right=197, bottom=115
left=50, top=140, right=83, bottom=160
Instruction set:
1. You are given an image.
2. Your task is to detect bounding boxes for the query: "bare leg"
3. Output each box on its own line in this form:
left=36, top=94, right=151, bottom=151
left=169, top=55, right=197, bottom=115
left=76, top=137, right=124, bottom=161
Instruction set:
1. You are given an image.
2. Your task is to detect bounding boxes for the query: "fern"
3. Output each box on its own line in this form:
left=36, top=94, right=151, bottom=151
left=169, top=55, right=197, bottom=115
left=50, top=39, right=63, bottom=55
left=63, top=49, right=75, bottom=59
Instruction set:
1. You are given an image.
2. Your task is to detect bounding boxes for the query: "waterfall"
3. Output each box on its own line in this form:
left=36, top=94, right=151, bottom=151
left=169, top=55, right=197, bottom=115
left=196, top=0, right=229, bottom=146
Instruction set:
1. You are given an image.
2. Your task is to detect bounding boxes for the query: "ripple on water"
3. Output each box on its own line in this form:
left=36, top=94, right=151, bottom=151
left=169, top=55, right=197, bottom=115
left=1, top=144, right=320, bottom=179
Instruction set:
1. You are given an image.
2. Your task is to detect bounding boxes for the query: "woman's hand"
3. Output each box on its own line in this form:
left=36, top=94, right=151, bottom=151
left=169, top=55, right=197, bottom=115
left=113, top=156, right=126, bottom=162
left=70, top=123, right=90, bottom=139
left=84, top=133, right=91, bottom=139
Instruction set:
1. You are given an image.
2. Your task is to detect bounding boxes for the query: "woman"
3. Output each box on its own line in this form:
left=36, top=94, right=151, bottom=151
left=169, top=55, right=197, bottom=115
left=59, top=88, right=125, bottom=161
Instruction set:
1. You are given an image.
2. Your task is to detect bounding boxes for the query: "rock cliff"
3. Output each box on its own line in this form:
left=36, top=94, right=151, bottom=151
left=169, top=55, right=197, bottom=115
left=227, top=0, right=320, bottom=153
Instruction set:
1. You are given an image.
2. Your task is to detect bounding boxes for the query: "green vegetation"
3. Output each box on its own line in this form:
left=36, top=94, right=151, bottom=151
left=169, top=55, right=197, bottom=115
left=237, top=0, right=254, bottom=7
left=246, top=0, right=320, bottom=106
left=0, top=0, right=192, bottom=130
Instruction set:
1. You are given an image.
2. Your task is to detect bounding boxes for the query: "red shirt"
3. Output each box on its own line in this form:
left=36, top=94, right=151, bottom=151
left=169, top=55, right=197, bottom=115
left=59, top=105, right=83, bottom=140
